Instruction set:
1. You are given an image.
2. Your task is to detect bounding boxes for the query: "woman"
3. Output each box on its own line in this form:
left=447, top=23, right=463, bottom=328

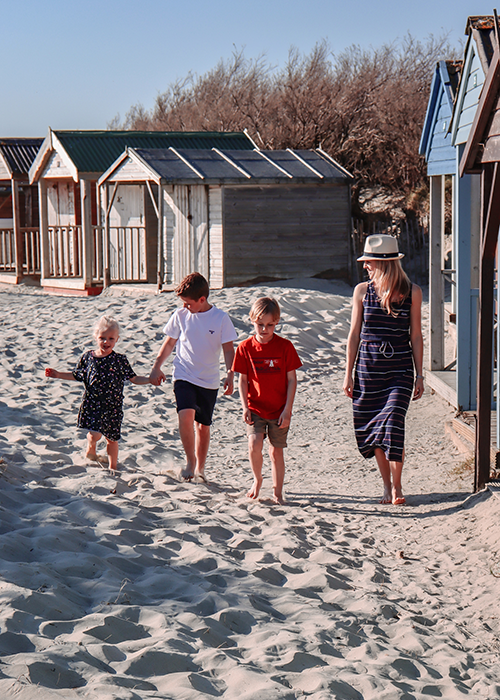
left=343, top=234, right=424, bottom=505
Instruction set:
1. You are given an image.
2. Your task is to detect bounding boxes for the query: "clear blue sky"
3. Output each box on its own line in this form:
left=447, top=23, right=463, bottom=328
left=3, top=0, right=494, bottom=137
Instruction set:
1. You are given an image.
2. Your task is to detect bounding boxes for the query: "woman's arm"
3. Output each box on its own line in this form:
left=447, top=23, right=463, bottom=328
left=410, top=284, right=424, bottom=400
left=343, top=283, right=367, bottom=398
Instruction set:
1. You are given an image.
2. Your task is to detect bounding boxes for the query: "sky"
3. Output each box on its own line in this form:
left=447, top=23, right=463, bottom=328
left=3, top=0, right=496, bottom=137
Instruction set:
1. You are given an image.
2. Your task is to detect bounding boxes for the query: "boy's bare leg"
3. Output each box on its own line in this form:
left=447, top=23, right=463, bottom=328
left=178, top=408, right=196, bottom=479
left=247, top=433, right=264, bottom=499
left=86, top=431, right=101, bottom=461
left=194, top=422, right=210, bottom=480
left=106, top=438, right=119, bottom=471
left=269, top=444, right=286, bottom=504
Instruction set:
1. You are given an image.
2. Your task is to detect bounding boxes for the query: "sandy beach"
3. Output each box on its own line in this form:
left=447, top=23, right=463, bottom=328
left=0, top=279, right=499, bottom=699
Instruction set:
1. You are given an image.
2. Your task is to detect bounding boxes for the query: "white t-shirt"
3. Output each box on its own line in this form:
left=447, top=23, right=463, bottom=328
left=163, top=305, right=238, bottom=389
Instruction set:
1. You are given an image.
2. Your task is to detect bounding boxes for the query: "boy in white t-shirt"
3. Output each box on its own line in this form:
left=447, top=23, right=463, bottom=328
left=150, top=273, right=237, bottom=482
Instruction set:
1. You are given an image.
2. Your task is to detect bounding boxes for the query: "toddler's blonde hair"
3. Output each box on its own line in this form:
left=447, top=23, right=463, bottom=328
left=93, top=315, right=120, bottom=339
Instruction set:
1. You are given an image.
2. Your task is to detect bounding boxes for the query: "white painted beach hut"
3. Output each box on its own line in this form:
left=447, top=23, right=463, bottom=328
left=28, top=130, right=255, bottom=295
left=97, top=147, right=353, bottom=289
left=0, top=139, right=43, bottom=284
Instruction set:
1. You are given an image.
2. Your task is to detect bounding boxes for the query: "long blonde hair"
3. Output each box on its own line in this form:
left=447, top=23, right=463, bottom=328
left=371, top=260, right=411, bottom=316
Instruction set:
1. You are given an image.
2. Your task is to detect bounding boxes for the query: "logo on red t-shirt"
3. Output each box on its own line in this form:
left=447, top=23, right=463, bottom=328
left=254, top=358, right=281, bottom=373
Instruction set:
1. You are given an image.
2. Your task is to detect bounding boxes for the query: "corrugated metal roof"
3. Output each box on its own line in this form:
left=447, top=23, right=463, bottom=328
left=131, top=147, right=352, bottom=184
left=0, top=138, right=43, bottom=175
left=54, top=130, right=255, bottom=174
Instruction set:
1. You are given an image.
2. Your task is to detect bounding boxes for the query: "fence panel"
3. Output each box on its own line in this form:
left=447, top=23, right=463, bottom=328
left=48, top=226, right=83, bottom=278
left=0, top=229, right=15, bottom=272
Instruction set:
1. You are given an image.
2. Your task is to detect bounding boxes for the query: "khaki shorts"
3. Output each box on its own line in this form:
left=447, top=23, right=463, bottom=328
left=246, top=412, right=289, bottom=448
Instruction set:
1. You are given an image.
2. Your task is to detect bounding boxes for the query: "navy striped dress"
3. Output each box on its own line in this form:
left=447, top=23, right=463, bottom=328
left=353, top=282, right=414, bottom=462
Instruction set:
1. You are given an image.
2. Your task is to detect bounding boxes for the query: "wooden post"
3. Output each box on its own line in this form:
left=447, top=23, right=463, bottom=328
left=12, top=179, right=22, bottom=281
left=429, top=174, right=445, bottom=370
left=38, top=179, right=50, bottom=281
left=475, top=163, right=500, bottom=491
left=80, top=179, right=93, bottom=287
left=157, top=183, right=164, bottom=291
left=455, top=146, right=473, bottom=411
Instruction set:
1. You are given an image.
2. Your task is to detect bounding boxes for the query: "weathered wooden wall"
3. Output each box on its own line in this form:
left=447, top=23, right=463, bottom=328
left=208, top=186, right=223, bottom=288
left=222, top=184, right=350, bottom=286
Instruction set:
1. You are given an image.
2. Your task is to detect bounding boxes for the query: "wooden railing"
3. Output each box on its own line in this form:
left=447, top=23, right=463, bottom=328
left=0, top=227, right=41, bottom=275
left=22, top=228, right=41, bottom=275
left=0, top=229, right=15, bottom=272
left=48, top=225, right=83, bottom=278
left=108, top=226, right=147, bottom=283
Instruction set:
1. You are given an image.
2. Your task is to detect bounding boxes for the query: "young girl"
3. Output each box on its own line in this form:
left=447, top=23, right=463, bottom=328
left=46, top=316, right=151, bottom=470
left=343, top=235, right=424, bottom=505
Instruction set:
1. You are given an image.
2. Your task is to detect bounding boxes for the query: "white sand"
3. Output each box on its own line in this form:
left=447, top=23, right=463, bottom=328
left=0, top=279, right=499, bottom=699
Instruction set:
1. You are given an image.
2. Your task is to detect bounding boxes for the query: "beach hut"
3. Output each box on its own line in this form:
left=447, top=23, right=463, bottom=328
left=422, top=16, right=496, bottom=412
left=28, top=130, right=255, bottom=295
left=97, top=147, right=353, bottom=289
left=0, top=138, right=43, bottom=284
left=460, top=13, right=500, bottom=490
left=419, top=60, right=461, bottom=403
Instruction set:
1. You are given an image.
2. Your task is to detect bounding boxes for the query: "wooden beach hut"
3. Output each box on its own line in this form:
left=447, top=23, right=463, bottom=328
left=28, top=130, right=255, bottom=295
left=460, top=13, right=500, bottom=490
left=0, top=138, right=43, bottom=285
left=421, top=16, right=496, bottom=412
left=97, top=147, right=353, bottom=289
left=419, top=60, right=461, bottom=404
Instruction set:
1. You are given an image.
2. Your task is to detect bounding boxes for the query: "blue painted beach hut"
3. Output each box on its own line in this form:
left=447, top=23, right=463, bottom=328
left=419, top=60, right=461, bottom=403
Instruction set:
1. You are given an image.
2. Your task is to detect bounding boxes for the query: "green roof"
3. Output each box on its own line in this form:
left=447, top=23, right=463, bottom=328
left=54, top=130, right=256, bottom=174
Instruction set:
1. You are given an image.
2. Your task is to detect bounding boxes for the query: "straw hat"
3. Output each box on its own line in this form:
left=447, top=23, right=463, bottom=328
left=357, top=234, right=404, bottom=261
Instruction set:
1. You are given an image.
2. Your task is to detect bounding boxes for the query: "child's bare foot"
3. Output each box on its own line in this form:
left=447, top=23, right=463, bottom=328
left=180, top=466, right=194, bottom=481
left=247, top=478, right=263, bottom=499
left=86, top=450, right=99, bottom=462
left=272, top=493, right=286, bottom=505
left=380, top=488, right=392, bottom=504
left=194, top=470, right=207, bottom=483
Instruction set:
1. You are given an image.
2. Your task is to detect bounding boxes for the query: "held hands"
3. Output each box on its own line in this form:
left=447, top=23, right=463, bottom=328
left=149, top=368, right=166, bottom=386
left=413, top=376, right=424, bottom=400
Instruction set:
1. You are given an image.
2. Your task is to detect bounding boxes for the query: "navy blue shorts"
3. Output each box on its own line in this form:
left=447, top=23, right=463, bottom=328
left=173, top=380, right=218, bottom=426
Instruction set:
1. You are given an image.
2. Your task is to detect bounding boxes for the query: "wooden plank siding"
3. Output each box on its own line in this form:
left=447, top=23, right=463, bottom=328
left=455, top=52, right=486, bottom=145
left=222, top=184, right=350, bottom=286
left=208, top=186, right=224, bottom=288
left=162, top=185, right=176, bottom=285
left=426, top=87, right=456, bottom=175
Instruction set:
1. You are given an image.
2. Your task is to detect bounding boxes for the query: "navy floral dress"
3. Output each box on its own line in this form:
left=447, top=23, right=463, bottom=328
left=73, top=351, right=136, bottom=441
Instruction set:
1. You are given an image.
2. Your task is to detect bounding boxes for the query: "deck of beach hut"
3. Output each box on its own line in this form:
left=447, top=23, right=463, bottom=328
left=97, top=147, right=353, bottom=289
left=28, top=130, right=255, bottom=294
left=0, top=138, right=43, bottom=285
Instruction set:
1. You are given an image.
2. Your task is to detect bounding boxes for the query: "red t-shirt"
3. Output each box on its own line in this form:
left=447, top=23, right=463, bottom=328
left=232, top=334, right=302, bottom=420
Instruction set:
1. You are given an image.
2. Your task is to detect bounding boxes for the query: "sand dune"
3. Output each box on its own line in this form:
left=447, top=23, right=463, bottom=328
left=0, top=280, right=499, bottom=699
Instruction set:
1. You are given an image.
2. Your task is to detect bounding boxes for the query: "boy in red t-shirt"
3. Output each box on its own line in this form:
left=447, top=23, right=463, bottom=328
left=232, top=297, right=302, bottom=504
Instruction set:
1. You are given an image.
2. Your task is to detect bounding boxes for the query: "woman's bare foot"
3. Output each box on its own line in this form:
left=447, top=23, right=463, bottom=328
left=247, top=477, right=263, bottom=499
